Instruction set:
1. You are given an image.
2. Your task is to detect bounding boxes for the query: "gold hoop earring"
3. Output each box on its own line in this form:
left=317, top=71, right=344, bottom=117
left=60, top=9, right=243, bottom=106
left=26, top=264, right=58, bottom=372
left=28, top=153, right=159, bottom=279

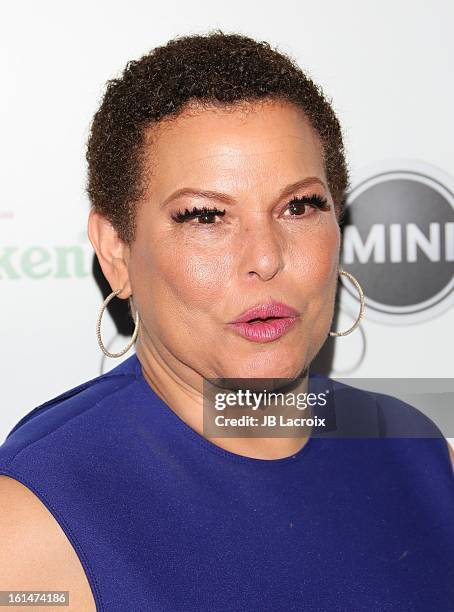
left=329, top=269, right=365, bottom=337
left=96, top=289, right=140, bottom=358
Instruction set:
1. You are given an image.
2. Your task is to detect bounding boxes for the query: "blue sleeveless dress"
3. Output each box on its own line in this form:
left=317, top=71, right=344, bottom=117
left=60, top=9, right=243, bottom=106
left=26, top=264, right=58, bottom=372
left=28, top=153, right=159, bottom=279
left=0, top=353, right=453, bottom=611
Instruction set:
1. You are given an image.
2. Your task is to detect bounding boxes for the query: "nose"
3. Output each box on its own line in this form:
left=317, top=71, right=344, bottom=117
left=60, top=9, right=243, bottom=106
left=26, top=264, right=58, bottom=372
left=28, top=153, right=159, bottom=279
left=239, top=212, right=285, bottom=281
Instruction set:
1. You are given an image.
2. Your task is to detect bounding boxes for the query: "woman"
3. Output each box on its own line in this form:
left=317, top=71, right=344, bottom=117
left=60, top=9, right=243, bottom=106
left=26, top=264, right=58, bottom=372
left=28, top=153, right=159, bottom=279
left=0, top=31, right=453, bottom=612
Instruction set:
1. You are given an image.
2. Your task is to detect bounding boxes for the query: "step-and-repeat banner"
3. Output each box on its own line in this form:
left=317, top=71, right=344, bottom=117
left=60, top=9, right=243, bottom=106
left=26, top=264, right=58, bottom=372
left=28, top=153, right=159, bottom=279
left=1, top=1, right=453, bottom=445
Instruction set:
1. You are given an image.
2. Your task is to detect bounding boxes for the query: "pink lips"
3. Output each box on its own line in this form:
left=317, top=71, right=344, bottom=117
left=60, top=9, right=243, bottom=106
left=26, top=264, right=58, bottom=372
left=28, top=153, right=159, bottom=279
left=228, top=301, right=300, bottom=343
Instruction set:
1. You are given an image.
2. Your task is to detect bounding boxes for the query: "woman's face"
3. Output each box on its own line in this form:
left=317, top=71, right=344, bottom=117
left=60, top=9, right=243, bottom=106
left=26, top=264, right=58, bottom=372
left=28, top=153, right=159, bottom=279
left=127, top=100, right=340, bottom=381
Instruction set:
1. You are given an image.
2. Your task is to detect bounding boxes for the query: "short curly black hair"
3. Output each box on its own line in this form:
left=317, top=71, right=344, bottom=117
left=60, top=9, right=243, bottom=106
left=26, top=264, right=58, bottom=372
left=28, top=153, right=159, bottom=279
left=86, top=29, right=349, bottom=244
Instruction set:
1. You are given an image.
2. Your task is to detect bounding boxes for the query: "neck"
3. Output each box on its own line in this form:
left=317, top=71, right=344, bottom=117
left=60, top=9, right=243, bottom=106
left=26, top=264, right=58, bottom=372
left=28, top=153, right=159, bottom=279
left=135, top=336, right=312, bottom=461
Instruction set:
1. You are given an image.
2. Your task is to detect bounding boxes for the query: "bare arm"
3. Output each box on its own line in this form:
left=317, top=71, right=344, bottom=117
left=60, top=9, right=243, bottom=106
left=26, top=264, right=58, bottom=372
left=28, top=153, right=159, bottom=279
left=0, top=475, right=96, bottom=612
left=448, top=443, right=454, bottom=473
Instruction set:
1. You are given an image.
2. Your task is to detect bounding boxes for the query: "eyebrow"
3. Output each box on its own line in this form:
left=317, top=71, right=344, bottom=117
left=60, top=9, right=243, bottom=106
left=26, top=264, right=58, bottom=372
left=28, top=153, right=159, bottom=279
left=160, top=176, right=327, bottom=208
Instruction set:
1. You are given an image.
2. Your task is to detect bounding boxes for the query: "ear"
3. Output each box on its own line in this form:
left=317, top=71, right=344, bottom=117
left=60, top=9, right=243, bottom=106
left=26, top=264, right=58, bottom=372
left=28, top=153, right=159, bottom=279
left=87, top=209, right=132, bottom=298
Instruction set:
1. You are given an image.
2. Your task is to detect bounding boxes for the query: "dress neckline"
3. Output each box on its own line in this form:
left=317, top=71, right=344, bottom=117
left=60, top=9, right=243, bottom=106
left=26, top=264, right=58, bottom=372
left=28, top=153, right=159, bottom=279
left=132, top=352, right=327, bottom=466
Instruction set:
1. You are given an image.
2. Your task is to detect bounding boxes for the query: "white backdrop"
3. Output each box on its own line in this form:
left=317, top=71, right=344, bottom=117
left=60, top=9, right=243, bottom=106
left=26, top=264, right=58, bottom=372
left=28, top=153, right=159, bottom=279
left=1, top=0, right=453, bottom=444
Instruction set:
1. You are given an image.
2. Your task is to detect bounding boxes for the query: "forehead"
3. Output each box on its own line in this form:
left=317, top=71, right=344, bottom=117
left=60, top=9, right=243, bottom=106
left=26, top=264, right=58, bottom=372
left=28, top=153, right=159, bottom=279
left=143, top=100, right=326, bottom=193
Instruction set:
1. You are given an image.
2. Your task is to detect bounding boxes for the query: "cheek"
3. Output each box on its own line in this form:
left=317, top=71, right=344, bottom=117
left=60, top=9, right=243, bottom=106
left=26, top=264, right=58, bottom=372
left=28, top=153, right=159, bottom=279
left=131, top=233, right=232, bottom=320
left=287, top=222, right=340, bottom=357
left=289, top=220, right=340, bottom=294
left=182, top=251, right=230, bottom=289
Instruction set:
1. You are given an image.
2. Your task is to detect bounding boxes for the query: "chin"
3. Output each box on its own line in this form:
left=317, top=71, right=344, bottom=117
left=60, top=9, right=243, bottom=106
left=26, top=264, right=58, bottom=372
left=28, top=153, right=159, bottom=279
left=221, top=356, right=305, bottom=384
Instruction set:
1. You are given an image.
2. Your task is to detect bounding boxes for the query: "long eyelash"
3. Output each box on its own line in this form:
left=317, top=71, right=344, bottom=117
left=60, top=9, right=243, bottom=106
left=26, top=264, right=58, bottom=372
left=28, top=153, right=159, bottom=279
left=287, top=194, right=330, bottom=211
left=171, top=194, right=330, bottom=224
left=171, top=205, right=226, bottom=223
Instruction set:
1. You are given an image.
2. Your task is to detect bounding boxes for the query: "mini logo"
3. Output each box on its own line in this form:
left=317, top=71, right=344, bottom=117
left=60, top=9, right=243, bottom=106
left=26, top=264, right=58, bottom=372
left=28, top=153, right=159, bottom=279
left=340, top=160, right=454, bottom=325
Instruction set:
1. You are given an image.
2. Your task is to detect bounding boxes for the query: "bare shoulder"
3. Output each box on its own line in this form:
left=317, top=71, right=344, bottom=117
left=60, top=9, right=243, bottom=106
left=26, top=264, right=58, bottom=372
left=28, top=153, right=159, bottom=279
left=449, top=443, right=454, bottom=473
left=0, top=475, right=96, bottom=612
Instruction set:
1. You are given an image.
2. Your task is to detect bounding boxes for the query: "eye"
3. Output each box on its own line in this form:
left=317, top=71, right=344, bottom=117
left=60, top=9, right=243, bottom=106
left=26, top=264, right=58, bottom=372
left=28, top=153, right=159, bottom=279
left=283, top=194, right=330, bottom=217
left=171, top=205, right=226, bottom=224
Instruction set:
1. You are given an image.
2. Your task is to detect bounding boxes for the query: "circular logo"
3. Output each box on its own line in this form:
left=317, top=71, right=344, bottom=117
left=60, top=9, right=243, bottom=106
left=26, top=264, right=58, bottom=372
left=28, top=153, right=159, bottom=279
left=340, top=160, right=454, bottom=325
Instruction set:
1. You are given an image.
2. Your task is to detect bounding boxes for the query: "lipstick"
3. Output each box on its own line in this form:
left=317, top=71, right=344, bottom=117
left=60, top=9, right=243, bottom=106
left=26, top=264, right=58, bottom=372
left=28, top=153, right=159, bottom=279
left=228, top=301, right=299, bottom=343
